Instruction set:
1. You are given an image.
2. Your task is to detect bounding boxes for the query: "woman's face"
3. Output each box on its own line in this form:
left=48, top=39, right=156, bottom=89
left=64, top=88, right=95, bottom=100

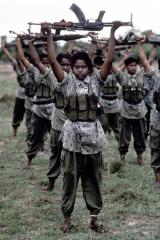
left=60, top=58, right=71, bottom=73
left=72, top=59, right=89, bottom=80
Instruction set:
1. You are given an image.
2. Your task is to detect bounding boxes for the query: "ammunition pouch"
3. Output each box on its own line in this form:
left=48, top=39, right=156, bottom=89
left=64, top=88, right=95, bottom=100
left=55, top=92, right=65, bottom=109
left=35, top=85, right=51, bottom=98
left=123, top=85, right=143, bottom=104
left=25, top=84, right=35, bottom=97
left=101, top=80, right=119, bottom=97
left=65, top=94, right=100, bottom=122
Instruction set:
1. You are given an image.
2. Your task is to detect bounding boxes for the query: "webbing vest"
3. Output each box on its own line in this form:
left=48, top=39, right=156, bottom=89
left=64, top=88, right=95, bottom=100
left=34, top=78, right=52, bottom=99
left=101, top=78, right=118, bottom=100
left=54, top=87, right=65, bottom=109
left=64, top=82, right=100, bottom=121
left=23, top=71, right=35, bottom=97
left=122, top=79, right=143, bottom=104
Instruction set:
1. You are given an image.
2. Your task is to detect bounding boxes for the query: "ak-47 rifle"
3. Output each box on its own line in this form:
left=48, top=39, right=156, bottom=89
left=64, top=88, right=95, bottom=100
left=28, top=3, right=133, bottom=31
left=96, top=30, right=160, bottom=48
left=115, top=30, right=160, bottom=47
left=8, top=30, right=88, bottom=48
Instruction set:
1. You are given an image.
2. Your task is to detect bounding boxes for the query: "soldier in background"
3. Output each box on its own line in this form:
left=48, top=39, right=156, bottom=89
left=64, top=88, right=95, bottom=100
left=2, top=43, right=26, bottom=137
left=149, top=60, right=160, bottom=189
left=143, top=45, right=158, bottom=140
left=99, top=72, right=120, bottom=141
left=44, top=52, right=71, bottom=191
left=17, top=38, right=53, bottom=169
left=112, top=41, right=157, bottom=165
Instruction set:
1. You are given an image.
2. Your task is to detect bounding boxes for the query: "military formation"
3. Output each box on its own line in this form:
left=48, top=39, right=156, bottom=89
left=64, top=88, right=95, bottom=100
left=1, top=4, right=160, bottom=234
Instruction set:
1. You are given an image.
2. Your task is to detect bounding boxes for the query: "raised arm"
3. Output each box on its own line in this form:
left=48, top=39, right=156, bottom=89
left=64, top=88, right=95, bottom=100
left=148, top=45, right=157, bottom=66
left=16, top=38, right=31, bottom=70
left=116, top=47, right=132, bottom=70
left=28, top=40, right=46, bottom=74
left=1, top=43, right=15, bottom=63
left=100, top=21, right=122, bottom=80
left=137, top=40, right=150, bottom=73
left=41, top=23, right=64, bottom=82
left=87, top=32, right=98, bottom=61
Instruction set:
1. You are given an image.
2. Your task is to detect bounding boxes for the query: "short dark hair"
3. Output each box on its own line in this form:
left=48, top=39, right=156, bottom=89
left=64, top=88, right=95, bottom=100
left=94, top=56, right=104, bottom=65
left=124, top=55, right=140, bottom=66
left=56, top=53, right=71, bottom=64
left=71, top=51, right=93, bottom=73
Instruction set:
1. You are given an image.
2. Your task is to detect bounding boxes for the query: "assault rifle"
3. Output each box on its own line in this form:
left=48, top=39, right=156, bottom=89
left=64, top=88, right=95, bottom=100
left=117, top=37, right=160, bottom=47
left=95, top=30, right=160, bottom=48
left=8, top=30, right=88, bottom=48
left=28, top=3, right=133, bottom=31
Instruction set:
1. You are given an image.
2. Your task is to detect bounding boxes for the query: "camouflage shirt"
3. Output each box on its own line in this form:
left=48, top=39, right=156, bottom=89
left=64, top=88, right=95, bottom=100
left=31, top=68, right=54, bottom=120
left=59, top=72, right=107, bottom=154
left=116, top=69, right=156, bottom=119
left=42, top=69, right=67, bottom=130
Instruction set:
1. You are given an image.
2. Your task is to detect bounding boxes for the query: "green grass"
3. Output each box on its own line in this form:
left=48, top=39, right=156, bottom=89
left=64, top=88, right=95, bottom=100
left=0, top=64, right=160, bottom=240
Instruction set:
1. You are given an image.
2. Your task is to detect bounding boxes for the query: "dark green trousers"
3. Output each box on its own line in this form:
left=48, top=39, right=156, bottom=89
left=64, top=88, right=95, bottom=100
left=47, top=129, right=62, bottom=180
left=99, top=112, right=120, bottom=141
left=12, top=97, right=25, bottom=129
left=26, top=113, right=51, bottom=160
left=119, top=117, right=146, bottom=155
left=150, top=126, right=160, bottom=173
left=61, top=150, right=103, bottom=218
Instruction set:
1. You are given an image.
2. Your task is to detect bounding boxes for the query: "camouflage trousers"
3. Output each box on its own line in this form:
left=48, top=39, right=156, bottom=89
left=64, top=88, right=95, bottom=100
left=47, top=128, right=62, bottom=181
left=12, top=97, right=25, bottom=129
left=149, top=126, right=160, bottom=173
left=61, top=150, right=103, bottom=217
left=99, top=112, right=120, bottom=141
left=119, top=117, right=146, bottom=155
left=26, top=113, right=51, bottom=160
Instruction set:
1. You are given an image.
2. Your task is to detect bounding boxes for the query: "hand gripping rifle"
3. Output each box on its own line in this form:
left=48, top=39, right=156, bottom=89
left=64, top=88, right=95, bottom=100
left=28, top=3, right=133, bottom=32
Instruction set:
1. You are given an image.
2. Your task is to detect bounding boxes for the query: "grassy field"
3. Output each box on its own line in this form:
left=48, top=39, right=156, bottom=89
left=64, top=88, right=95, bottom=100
left=0, top=64, right=160, bottom=240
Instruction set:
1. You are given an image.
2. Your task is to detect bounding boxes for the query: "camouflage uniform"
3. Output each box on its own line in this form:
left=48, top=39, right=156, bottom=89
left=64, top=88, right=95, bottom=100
left=150, top=80, right=160, bottom=173
left=116, top=69, right=157, bottom=156
left=59, top=72, right=107, bottom=218
left=11, top=59, right=26, bottom=130
left=26, top=68, right=54, bottom=161
left=20, top=66, right=35, bottom=143
left=143, top=69, right=156, bottom=138
left=99, top=74, right=120, bottom=141
left=43, top=70, right=68, bottom=184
